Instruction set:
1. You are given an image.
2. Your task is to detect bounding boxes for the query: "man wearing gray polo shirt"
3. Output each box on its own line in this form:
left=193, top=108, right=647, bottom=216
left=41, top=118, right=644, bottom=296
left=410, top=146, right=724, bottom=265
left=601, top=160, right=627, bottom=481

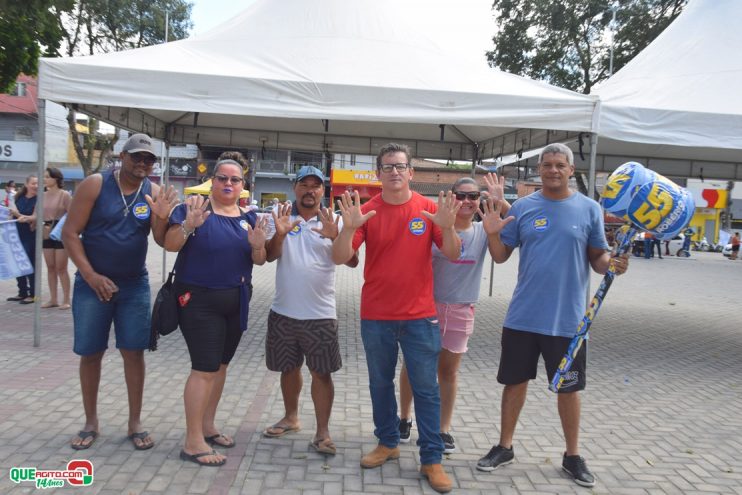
left=261, top=165, right=356, bottom=455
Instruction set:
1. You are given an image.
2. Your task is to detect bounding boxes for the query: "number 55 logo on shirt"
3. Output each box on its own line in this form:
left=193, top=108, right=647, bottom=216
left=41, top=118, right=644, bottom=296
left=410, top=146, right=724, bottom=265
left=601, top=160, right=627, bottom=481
left=409, top=218, right=426, bottom=236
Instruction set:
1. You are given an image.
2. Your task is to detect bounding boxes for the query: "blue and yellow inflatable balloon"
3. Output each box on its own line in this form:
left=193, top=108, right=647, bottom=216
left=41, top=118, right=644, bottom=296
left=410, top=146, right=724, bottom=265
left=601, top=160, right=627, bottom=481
left=601, top=162, right=694, bottom=240
left=600, top=161, right=655, bottom=219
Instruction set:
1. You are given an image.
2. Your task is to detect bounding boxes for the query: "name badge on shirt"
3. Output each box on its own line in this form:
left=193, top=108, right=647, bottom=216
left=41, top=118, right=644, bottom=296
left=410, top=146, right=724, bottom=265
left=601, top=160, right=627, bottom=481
left=240, top=219, right=250, bottom=231
left=288, top=224, right=302, bottom=236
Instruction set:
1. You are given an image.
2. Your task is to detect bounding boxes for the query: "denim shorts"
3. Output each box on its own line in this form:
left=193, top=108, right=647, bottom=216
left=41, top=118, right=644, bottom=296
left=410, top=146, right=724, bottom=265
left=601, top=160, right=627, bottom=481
left=72, top=273, right=151, bottom=356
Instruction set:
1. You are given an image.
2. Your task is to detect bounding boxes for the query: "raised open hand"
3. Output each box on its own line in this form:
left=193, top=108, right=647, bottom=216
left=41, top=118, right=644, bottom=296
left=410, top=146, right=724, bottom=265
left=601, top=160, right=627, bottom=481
left=483, top=173, right=506, bottom=202
left=247, top=214, right=269, bottom=249
left=311, top=207, right=340, bottom=240
left=336, top=190, right=376, bottom=230
left=483, top=172, right=511, bottom=214
left=271, top=202, right=301, bottom=236
left=479, top=198, right=515, bottom=235
left=421, top=190, right=461, bottom=229
left=145, top=184, right=179, bottom=220
left=183, top=194, right=211, bottom=230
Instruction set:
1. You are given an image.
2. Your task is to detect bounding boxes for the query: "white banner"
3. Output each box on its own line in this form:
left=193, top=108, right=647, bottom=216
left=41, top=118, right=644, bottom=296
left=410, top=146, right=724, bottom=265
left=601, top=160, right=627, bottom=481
left=0, top=207, right=33, bottom=280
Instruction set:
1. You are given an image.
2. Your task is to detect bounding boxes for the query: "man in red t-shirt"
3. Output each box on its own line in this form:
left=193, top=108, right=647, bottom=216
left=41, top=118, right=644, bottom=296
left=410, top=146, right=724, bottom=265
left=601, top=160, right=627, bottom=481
left=332, top=143, right=460, bottom=493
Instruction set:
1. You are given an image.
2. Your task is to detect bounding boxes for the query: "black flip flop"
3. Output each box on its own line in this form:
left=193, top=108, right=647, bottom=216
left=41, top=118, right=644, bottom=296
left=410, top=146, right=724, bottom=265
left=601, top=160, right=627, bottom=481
left=205, top=433, right=235, bottom=448
left=180, top=449, right=226, bottom=467
left=71, top=430, right=98, bottom=450
left=128, top=431, right=155, bottom=450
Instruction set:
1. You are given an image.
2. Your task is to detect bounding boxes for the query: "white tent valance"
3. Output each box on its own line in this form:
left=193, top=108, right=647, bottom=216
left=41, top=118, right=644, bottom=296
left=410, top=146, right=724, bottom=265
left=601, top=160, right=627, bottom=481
left=38, top=0, right=598, bottom=161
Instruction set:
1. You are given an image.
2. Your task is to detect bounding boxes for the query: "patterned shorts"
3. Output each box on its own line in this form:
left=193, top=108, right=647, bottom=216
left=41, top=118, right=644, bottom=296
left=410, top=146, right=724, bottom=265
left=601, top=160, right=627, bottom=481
left=265, top=310, right=342, bottom=374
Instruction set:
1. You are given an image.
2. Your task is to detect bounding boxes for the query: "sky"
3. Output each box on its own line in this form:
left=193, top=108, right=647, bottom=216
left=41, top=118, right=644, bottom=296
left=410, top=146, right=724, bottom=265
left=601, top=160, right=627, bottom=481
left=189, top=0, right=257, bottom=37
left=188, top=0, right=495, bottom=55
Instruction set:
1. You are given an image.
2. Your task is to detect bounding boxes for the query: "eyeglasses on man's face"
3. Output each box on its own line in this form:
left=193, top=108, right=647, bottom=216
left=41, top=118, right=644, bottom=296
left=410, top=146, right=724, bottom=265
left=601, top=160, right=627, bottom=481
left=128, top=152, right=156, bottom=166
left=379, top=163, right=410, bottom=173
left=453, top=191, right=481, bottom=201
left=214, top=174, right=244, bottom=185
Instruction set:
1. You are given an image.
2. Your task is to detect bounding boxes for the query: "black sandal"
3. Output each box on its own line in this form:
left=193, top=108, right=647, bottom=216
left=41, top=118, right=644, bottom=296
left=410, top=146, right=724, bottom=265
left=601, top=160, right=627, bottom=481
left=205, top=433, right=235, bottom=448
left=180, top=449, right=226, bottom=466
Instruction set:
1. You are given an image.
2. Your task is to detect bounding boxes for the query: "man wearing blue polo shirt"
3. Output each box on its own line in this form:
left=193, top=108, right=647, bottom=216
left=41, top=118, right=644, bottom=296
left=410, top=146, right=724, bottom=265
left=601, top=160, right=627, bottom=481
left=476, top=143, right=629, bottom=487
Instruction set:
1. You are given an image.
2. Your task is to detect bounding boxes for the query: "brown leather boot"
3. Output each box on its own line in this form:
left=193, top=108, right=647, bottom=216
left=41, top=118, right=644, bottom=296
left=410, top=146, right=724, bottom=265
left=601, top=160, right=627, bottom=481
left=360, top=445, right=400, bottom=468
left=420, top=463, right=453, bottom=493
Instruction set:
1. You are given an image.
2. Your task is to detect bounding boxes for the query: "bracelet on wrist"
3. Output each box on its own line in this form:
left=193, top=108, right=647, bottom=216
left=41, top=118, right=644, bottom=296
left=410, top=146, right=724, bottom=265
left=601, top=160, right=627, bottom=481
left=181, top=223, right=194, bottom=239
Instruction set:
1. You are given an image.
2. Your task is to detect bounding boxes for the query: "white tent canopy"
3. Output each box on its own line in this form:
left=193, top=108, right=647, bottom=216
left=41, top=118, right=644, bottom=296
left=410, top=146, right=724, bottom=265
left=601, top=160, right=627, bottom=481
left=38, top=0, right=598, bottom=161
left=589, top=0, right=742, bottom=180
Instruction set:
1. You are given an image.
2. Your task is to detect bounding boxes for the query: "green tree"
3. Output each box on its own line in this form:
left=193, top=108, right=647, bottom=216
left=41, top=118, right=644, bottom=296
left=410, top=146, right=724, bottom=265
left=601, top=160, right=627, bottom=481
left=60, top=0, right=193, bottom=176
left=0, top=0, right=74, bottom=92
left=62, top=0, right=192, bottom=56
left=487, top=0, right=686, bottom=94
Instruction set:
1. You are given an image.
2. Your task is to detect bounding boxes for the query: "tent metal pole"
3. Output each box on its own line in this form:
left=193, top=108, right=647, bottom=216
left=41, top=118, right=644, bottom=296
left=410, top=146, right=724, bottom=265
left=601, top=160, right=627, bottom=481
left=588, top=133, right=598, bottom=199
left=33, top=99, right=47, bottom=347
left=586, top=132, right=600, bottom=304
left=470, top=142, right=479, bottom=178
left=161, top=139, right=171, bottom=284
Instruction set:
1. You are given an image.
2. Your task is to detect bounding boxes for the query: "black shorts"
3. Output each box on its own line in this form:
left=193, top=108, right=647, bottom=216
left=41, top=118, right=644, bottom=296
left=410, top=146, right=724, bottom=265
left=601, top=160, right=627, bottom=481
left=497, top=327, right=587, bottom=392
left=42, top=239, right=64, bottom=249
left=733, top=245, right=740, bottom=253
left=265, top=310, right=341, bottom=374
left=175, top=281, right=243, bottom=372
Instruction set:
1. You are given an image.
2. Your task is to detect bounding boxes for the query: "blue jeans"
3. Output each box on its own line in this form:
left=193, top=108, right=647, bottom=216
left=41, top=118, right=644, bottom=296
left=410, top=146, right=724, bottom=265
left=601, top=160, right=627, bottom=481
left=361, top=318, right=444, bottom=465
left=72, top=273, right=151, bottom=356
left=15, top=235, right=35, bottom=298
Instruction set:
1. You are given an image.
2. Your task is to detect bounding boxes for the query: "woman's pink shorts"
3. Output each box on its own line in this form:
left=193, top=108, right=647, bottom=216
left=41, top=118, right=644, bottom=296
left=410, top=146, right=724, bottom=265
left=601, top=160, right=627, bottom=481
left=436, top=302, right=475, bottom=354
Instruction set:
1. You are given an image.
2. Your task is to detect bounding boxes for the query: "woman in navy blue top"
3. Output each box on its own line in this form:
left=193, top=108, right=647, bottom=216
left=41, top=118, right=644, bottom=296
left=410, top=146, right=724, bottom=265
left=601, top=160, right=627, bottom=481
left=165, top=153, right=268, bottom=467
left=8, top=175, right=38, bottom=303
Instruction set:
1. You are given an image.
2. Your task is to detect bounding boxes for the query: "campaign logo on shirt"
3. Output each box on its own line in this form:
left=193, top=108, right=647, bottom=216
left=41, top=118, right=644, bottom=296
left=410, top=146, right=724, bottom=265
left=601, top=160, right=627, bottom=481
left=409, top=218, right=426, bottom=236
left=533, top=216, right=549, bottom=232
left=239, top=219, right=250, bottom=231
left=288, top=224, right=302, bottom=236
left=132, top=202, right=150, bottom=220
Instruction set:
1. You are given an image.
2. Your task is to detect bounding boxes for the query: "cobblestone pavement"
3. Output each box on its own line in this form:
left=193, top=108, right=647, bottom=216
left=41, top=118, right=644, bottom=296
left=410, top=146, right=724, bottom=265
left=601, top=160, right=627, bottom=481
left=0, top=243, right=740, bottom=494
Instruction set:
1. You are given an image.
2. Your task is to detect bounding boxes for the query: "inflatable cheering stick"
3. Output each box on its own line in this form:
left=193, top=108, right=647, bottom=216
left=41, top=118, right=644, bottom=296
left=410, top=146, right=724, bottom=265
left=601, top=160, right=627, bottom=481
left=549, top=162, right=694, bottom=392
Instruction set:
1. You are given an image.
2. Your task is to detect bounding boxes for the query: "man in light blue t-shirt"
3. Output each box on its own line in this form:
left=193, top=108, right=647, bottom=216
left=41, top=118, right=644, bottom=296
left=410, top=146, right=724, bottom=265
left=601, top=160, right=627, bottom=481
left=475, top=143, right=629, bottom=488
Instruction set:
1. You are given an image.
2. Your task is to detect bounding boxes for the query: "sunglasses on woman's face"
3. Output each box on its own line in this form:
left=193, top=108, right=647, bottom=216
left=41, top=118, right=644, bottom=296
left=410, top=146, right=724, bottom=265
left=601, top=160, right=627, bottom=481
left=453, top=191, right=480, bottom=201
left=214, top=174, right=244, bottom=185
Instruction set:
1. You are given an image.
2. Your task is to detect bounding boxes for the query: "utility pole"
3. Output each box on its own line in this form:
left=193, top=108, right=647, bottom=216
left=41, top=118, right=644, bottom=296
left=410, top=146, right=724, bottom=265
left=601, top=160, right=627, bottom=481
left=609, top=3, right=618, bottom=77
left=164, top=10, right=169, bottom=43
